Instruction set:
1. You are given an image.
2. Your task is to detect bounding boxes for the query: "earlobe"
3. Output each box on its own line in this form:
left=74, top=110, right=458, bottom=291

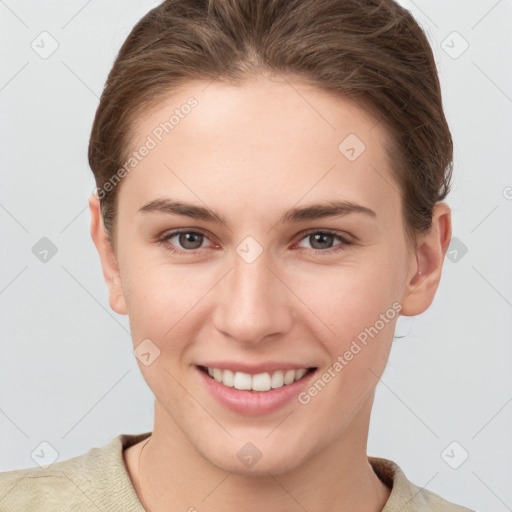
left=88, top=193, right=128, bottom=316
left=400, top=202, right=452, bottom=316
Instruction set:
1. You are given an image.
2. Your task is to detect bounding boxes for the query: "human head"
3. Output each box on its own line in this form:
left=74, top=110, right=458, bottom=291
left=87, top=0, right=453, bottom=478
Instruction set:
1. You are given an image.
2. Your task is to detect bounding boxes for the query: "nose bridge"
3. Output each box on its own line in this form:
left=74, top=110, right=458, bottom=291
left=212, top=247, right=291, bottom=345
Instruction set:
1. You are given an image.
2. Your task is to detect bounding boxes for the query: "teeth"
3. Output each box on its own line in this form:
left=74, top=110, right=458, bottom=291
left=252, top=372, right=271, bottom=392
left=271, top=370, right=284, bottom=388
left=204, top=367, right=311, bottom=391
left=222, top=369, right=235, bottom=387
left=295, top=368, right=308, bottom=381
left=233, top=371, right=252, bottom=390
left=283, top=369, right=295, bottom=385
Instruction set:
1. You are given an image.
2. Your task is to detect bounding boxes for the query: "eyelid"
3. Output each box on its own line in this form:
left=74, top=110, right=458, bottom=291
left=292, top=228, right=353, bottom=254
left=295, top=227, right=354, bottom=244
left=157, top=227, right=215, bottom=249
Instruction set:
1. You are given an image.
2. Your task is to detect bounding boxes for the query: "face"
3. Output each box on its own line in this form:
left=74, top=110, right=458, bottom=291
left=91, top=75, right=448, bottom=476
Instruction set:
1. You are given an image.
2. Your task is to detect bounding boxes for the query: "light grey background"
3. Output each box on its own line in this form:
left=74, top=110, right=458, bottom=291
left=1, top=1, right=511, bottom=511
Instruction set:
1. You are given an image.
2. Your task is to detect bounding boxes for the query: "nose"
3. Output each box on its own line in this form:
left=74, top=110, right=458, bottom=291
left=211, top=249, right=293, bottom=346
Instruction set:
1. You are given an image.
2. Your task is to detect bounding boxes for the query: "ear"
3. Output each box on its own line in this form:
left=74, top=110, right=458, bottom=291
left=400, top=202, right=452, bottom=316
left=88, top=193, right=127, bottom=315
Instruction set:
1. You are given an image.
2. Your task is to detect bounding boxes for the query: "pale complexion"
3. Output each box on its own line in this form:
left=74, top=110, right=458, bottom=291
left=90, top=75, right=451, bottom=512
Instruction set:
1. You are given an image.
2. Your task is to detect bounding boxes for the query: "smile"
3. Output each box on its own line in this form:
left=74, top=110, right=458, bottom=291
left=198, top=365, right=316, bottom=392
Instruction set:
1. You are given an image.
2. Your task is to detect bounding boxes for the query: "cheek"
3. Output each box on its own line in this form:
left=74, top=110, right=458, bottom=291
left=123, top=262, right=211, bottom=395
left=296, top=266, right=400, bottom=422
left=121, top=257, right=214, bottom=344
left=294, top=255, right=402, bottom=400
left=296, top=260, right=399, bottom=335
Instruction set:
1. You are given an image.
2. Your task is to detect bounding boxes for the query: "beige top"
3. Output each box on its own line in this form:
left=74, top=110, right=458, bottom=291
left=0, top=432, right=474, bottom=511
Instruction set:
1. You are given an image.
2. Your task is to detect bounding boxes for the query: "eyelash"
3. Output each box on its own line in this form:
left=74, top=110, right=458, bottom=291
left=157, top=228, right=353, bottom=256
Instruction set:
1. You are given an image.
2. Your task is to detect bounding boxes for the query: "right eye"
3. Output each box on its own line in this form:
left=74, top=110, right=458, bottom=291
left=158, top=229, right=212, bottom=254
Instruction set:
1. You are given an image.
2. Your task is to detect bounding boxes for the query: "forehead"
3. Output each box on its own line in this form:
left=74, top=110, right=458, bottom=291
left=120, top=76, right=400, bottom=224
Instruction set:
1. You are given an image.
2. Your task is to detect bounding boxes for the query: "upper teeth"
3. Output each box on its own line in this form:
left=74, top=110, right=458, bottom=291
left=206, top=367, right=309, bottom=391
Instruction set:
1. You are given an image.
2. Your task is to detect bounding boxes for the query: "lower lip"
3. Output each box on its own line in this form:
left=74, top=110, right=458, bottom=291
left=195, top=365, right=317, bottom=416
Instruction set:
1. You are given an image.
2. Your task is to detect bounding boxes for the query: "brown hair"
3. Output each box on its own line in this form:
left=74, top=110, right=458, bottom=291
left=88, top=0, right=453, bottom=246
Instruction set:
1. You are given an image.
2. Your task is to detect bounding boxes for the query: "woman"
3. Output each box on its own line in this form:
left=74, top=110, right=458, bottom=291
left=0, top=0, right=475, bottom=510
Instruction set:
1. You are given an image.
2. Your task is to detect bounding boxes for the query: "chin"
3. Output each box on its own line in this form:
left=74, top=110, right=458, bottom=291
left=197, top=437, right=310, bottom=477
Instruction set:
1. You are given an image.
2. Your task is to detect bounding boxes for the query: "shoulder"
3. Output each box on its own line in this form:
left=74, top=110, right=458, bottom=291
left=369, top=456, right=476, bottom=512
left=0, top=432, right=150, bottom=512
left=0, top=465, right=82, bottom=511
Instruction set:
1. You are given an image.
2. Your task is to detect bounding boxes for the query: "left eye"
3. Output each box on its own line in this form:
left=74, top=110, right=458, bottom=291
left=296, top=231, right=351, bottom=252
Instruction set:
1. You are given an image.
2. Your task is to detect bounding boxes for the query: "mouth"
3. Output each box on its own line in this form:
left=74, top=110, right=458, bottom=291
left=197, top=365, right=317, bottom=392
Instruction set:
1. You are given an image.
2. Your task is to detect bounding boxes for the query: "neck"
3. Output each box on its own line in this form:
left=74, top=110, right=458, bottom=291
left=128, top=394, right=390, bottom=512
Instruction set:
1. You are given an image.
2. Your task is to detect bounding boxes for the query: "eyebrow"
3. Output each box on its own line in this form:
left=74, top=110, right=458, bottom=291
left=138, top=198, right=377, bottom=225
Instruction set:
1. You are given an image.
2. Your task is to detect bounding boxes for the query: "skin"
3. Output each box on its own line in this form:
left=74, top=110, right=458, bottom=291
left=89, top=75, right=451, bottom=512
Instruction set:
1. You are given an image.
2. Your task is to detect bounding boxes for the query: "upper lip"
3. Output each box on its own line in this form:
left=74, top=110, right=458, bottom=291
left=197, top=361, right=316, bottom=375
